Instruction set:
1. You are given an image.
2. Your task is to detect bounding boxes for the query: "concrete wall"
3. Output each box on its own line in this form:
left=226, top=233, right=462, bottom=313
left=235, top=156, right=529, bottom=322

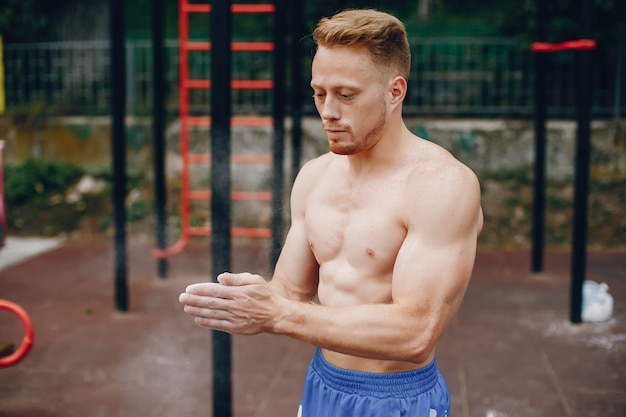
left=404, top=118, right=626, bottom=180
left=2, top=116, right=625, bottom=183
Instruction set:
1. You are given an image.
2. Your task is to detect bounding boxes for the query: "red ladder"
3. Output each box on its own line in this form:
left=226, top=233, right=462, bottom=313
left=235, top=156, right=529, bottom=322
left=154, top=2, right=276, bottom=259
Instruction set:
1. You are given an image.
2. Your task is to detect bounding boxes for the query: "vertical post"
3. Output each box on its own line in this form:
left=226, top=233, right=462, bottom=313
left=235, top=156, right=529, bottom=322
left=0, top=141, right=6, bottom=249
left=271, top=0, right=286, bottom=266
left=210, top=1, right=232, bottom=416
left=126, top=43, right=136, bottom=115
left=289, top=0, right=304, bottom=184
left=614, top=40, right=622, bottom=120
left=110, top=0, right=128, bottom=312
left=570, top=0, right=594, bottom=324
left=531, top=0, right=547, bottom=273
left=0, top=36, right=5, bottom=115
left=152, top=0, right=168, bottom=279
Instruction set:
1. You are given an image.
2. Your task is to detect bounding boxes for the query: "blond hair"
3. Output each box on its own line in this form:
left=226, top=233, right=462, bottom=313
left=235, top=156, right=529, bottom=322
left=312, top=9, right=411, bottom=80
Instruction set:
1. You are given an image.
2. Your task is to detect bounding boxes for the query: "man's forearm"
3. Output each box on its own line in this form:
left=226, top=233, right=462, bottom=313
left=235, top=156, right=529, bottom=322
left=272, top=297, right=433, bottom=364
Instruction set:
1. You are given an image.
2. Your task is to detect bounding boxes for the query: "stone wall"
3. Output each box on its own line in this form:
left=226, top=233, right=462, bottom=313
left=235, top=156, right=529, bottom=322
left=2, top=116, right=624, bottom=247
left=2, top=116, right=625, bottom=183
left=403, top=118, right=626, bottom=181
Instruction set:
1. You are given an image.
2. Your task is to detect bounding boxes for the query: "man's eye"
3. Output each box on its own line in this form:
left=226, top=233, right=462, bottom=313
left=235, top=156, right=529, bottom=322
left=340, top=93, right=354, bottom=100
left=313, top=93, right=326, bottom=98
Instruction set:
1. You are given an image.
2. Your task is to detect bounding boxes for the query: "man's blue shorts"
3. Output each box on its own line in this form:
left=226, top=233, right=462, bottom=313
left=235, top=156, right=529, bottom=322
left=298, top=349, right=450, bottom=417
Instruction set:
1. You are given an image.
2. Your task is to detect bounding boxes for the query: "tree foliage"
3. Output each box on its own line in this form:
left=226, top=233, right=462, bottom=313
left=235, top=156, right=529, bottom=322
left=1, top=0, right=624, bottom=46
left=0, top=0, right=71, bottom=42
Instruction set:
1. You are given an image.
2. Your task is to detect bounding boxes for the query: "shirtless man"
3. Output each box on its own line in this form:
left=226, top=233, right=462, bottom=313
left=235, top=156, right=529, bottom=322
left=179, top=9, right=483, bottom=416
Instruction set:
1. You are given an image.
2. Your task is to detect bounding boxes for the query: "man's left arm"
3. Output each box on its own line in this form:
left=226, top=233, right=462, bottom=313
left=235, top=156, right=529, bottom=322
left=268, top=164, right=483, bottom=363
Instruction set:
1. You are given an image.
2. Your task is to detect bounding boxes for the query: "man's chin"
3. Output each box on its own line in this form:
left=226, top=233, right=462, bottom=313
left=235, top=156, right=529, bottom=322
left=328, top=143, right=356, bottom=155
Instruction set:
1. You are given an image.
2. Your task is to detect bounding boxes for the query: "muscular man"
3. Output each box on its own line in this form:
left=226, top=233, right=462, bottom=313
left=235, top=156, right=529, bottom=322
left=179, top=9, right=483, bottom=416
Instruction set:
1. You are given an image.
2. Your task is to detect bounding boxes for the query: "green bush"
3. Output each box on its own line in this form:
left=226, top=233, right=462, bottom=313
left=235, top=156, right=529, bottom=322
left=5, top=158, right=83, bottom=205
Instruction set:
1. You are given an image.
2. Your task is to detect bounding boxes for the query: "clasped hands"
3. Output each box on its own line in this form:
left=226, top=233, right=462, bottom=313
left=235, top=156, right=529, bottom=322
left=179, top=272, right=280, bottom=335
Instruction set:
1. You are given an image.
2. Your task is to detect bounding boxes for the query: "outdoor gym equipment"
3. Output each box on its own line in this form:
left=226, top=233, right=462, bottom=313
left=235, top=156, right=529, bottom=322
left=152, top=1, right=284, bottom=263
left=530, top=0, right=596, bottom=323
left=0, top=140, right=6, bottom=249
left=0, top=299, right=34, bottom=367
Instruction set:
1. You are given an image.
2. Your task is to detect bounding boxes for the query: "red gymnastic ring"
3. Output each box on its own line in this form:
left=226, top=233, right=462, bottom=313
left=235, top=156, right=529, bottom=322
left=0, top=299, right=35, bottom=367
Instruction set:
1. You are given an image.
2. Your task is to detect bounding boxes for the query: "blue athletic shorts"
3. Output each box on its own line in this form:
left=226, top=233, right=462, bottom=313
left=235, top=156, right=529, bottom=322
left=298, top=349, right=450, bottom=417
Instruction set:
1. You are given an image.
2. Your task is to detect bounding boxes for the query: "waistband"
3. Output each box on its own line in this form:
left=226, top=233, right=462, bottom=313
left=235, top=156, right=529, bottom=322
left=310, top=348, right=440, bottom=398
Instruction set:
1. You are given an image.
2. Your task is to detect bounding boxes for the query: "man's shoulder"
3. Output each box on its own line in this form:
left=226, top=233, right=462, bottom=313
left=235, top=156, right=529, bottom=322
left=409, top=140, right=479, bottom=189
left=402, top=142, right=483, bottom=235
left=292, top=153, right=339, bottom=195
left=299, top=152, right=341, bottom=178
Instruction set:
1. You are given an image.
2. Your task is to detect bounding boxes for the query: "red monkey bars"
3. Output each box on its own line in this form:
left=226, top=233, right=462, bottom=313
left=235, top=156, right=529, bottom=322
left=154, top=2, right=277, bottom=259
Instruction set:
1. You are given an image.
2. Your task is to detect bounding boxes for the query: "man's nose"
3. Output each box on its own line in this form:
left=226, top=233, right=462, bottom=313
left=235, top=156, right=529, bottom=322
left=320, top=96, right=340, bottom=120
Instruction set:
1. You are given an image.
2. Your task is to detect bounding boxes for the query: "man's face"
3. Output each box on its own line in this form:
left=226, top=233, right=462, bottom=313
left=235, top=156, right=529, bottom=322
left=310, top=46, right=390, bottom=155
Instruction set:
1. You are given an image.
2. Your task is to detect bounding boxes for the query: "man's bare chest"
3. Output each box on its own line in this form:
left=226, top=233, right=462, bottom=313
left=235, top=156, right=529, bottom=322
left=304, top=181, right=407, bottom=267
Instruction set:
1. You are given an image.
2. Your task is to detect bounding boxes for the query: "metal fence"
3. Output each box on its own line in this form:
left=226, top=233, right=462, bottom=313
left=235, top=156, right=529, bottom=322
left=3, top=38, right=624, bottom=118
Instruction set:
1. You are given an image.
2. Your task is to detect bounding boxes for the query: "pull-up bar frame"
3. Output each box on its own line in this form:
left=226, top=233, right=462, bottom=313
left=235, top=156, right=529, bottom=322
left=531, top=0, right=596, bottom=324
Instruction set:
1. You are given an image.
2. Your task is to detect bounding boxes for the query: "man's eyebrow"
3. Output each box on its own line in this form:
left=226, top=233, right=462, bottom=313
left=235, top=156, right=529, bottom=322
left=310, top=81, right=360, bottom=90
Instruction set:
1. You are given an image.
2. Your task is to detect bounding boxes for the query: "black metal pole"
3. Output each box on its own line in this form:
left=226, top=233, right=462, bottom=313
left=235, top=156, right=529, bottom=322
left=152, top=0, right=168, bottom=279
left=531, top=0, right=547, bottom=273
left=289, top=0, right=304, bottom=184
left=271, top=0, right=286, bottom=267
left=615, top=40, right=622, bottom=120
left=210, top=1, right=232, bottom=415
left=570, top=0, right=594, bottom=324
left=110, top=0, right=128, bottom=312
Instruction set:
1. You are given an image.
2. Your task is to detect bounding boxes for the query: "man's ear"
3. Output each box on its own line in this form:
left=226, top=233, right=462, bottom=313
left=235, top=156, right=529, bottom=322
left=389, top=76, right=407, bottom=106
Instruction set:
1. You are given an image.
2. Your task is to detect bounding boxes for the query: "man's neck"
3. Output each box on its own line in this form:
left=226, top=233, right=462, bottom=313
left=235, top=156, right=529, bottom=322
left=346, top=121, right=411, bottom=177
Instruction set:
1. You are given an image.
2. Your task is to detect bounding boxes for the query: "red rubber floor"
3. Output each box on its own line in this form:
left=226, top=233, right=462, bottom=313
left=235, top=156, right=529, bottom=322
left=1, top=240, right=625, bottom=417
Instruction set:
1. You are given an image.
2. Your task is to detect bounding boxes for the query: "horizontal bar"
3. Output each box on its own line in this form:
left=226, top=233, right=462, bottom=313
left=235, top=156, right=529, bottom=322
left=232, top=227, right=272, bottom=238
left=185, top=79, right=211, bottom=89
left=184, top=41, right=274, bottom=52
left=183, top=4, right=275, bottom=14
left=188, top=191, right=273, bottom=201
left=184, top=79, right=274, bottom=89
left=231, top=155, right=273, bottom=163
left=231, top=116, right=273, bottom=127
left=234, top=80, right=273, bottom=89
left=232, top=191, right=272, bottom=201
left=188, top=226, right=273, bottom=238
left=187, top=116, right=274, bottom=127
left=183, top=4, right=211, bottom=13
left=232, top=42, right=274, bottom=52
left=189, top=226, right=212, bottom=236
left=187, top=153, right=274, bottom=164
left=232, top=4, right=275, bottom=13
left=185, top=42, right=211, bottom=51
left=531, top=39, right=597, bottom=52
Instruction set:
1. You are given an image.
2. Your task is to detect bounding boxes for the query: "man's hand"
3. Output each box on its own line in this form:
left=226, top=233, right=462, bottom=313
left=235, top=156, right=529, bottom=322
left=179, top=272, right=281, bottom=335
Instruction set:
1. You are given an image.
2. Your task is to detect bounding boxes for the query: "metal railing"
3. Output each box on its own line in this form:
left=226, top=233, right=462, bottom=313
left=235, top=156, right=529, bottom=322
left=3, top=38, right=624, bottom=118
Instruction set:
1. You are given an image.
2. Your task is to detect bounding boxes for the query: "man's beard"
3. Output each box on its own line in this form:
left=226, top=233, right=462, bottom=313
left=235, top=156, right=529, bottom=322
left=328, top=109, right=386, bottom=155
